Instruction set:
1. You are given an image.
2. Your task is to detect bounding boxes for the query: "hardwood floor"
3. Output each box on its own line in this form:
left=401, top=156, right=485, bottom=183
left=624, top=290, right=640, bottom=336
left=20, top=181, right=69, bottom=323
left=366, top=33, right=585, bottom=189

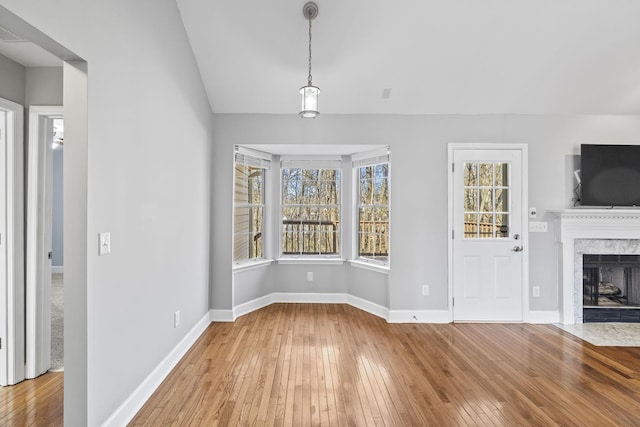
left=130, top=304, right=640, bottom=426
left=0, top=371, right=63, bottom=426
left=3, top=304, right=640, bottom=426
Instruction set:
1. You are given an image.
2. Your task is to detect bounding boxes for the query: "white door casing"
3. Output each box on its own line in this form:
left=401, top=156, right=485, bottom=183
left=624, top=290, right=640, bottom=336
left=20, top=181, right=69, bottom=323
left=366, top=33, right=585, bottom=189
left=448, top=144, right=529, bottom=322
left=0, top=97, right=25, bottom=386
left=26, top=106, right=63, bottom=378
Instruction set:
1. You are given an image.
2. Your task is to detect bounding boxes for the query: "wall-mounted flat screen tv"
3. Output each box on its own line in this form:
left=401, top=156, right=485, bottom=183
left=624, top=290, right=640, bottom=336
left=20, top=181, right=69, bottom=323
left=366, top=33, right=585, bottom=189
left=581, top=144, right=640, bottom=207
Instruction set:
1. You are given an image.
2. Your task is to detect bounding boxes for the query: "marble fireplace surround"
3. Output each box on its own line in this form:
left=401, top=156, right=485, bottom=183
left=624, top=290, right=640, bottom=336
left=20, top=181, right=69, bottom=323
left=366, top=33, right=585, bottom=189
left=553, top=209, right=640, bottom=324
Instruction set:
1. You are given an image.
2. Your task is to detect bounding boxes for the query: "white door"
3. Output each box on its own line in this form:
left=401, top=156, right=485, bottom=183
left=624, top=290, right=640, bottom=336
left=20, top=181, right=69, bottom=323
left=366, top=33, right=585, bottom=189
left=0, top=109, right=7, bottom=385
left=451, top=147, right=525, bottom=321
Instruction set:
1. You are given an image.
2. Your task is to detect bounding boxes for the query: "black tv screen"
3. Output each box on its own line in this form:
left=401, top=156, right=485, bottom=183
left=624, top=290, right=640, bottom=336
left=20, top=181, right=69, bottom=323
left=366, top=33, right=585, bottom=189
left=581, top=144, right=640, bottom=207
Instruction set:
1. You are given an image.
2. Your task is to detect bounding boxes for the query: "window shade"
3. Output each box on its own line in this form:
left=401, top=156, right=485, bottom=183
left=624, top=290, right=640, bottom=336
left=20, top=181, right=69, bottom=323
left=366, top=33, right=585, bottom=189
left=352, top=146, right=390, bottom=168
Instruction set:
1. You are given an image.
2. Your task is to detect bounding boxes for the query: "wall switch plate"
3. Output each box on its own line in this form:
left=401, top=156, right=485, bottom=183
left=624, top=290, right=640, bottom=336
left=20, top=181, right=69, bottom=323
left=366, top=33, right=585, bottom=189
left=422, top=285, right=429, bottom=296
left=529, top=221, right=548, bottom=233
left=307, top=272, right=313, bottom=282
left=98, top=232, right=111, bottom=256
left=529, top=207, right=537, bottom=218
left=532, top=286, right=541, bottom=297
left=174, top=310, right=180, bottom=328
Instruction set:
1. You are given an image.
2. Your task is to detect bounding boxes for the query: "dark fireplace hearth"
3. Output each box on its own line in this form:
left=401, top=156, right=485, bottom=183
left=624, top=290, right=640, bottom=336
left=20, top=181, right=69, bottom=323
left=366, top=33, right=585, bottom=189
left=583, top=254, right=640, bottom=322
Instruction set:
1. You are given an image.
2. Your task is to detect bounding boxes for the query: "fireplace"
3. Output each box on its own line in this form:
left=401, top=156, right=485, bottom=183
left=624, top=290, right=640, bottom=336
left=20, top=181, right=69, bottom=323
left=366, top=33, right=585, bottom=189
left=582, top=254, right=640, bottom=322
left=553, top=209, right=640, bottom=324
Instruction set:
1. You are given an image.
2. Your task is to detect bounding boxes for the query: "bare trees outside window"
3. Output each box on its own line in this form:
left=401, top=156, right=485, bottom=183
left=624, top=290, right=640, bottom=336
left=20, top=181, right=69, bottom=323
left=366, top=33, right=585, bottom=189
left=281, top=167, right=341, bottom=256
left=357, top=163, right=389, bottom=263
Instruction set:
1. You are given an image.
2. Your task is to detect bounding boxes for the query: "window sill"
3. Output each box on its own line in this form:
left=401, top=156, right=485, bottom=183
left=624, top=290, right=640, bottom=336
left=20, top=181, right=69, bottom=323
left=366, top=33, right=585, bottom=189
left=233, top=259, right=274, bottom=273
left=349, top=259, right=390, bottom=274
left=277, top=257, right=345, bottom=265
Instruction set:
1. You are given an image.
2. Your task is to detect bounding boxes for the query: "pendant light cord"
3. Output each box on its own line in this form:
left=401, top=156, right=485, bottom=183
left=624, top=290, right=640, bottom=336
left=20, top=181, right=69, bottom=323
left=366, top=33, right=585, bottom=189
left=307, top=17, right=313, bottom=86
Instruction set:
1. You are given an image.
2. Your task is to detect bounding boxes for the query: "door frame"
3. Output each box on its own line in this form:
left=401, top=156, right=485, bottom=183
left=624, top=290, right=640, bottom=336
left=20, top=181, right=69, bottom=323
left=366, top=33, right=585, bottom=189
left=26, top=106, right=63, bottom=378
left=447, top=143, right=529, bottom=322
left=0, top=97, right=25, bottom=386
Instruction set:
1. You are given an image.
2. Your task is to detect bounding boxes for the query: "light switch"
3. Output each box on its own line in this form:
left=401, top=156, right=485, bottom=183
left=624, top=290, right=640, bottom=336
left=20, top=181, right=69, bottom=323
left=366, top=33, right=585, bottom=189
left=99, top=232, right=111, bottom=256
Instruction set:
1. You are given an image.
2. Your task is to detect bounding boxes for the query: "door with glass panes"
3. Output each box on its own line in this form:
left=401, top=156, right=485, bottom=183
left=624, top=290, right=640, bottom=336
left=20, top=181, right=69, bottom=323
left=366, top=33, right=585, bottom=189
left=452, top=148, right=524, bottom=321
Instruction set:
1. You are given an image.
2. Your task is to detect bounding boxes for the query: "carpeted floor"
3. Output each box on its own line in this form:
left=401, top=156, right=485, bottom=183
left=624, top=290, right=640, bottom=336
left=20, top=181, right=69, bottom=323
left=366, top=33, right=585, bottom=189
left=50, top=273, right=64, bottom=372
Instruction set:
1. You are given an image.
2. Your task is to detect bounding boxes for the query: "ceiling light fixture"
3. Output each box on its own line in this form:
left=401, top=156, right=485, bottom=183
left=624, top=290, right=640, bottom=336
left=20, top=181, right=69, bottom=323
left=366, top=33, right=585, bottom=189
left=300, top=2, right=320, bottom=118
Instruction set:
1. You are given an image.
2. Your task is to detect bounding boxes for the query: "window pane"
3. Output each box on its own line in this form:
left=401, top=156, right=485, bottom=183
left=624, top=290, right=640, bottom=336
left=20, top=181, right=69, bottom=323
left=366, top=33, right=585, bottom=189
left=479, top=163, right=493, bottom=186
left=494, top=163, right=508, bottom=186
left=281, top=167, right=341, bottom=255
left=464, top=163, right=477, bottom=186
left=479, top=189, right=493, bottom=212
left=464, top=213, right=478, bottom=238
left=479, top=213, right=494, bottom=238
left=496, top=213, right=509, bottom=238
left=357, top=162, right=390, bottom=262
left=464, top=188, right=478, bottom=211
left=495, top=189, right=509, bottom=213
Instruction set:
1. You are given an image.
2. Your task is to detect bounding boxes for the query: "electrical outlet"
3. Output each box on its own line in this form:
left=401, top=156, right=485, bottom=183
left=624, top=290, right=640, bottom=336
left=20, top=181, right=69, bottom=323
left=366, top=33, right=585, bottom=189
left=174, top=310, right=180, bottom=328
left=307, top=272, right=313, bottom=282
left=529, top=221, right=548, bottom=233
left=532, top=286, right=540, bottom=297
left=422, top=285, right=429, bottom=296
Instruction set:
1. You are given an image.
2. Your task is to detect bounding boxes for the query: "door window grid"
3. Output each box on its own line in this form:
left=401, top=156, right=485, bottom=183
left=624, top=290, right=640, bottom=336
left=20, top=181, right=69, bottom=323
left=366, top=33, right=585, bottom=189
left=463, top=162, right=510, bottom=239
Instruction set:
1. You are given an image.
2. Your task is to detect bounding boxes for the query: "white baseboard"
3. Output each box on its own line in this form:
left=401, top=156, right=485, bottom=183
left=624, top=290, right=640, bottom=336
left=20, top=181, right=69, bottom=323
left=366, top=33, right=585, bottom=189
left=51, top=266, right=64, bottom=274
left=102, top=312, right=211, bottom=427
left=388, top=310, right=450, bottom=323
left=233, top=294, right=273, bottom=320
left=209, top=309, right=234, bottom=322
left=347, top=295, right=389, bottom=320
left=271, top=292, right=347, bottom=304
left=527, top=310, right=560, bottom=324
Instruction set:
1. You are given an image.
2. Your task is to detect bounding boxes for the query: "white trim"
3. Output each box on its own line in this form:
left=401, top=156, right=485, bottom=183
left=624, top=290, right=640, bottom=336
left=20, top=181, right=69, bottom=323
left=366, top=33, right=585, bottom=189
left=277, top=258, right=345, bottom=265
left=347, top=295, right=389, bottom=319
left=388, top=310, right=450, bottom=323
left=527, top=311, right=560, bottom=324
left=51, top=266, right=64, bottom=274
left=26, top=106, right=63, bottom=379
left=232, top=259, right=273, bottom=273
left=348, top=259, right=390, bottom=274
left=0, top=97, right=25, bottom=386
left=232, top=294, right=273, bottom=319
left=101, top=312, right=211, bottom=427
left=271, top=292, right=347, bottom=303
left=447, top=143, right=529, bottom=323
left=209, top=309, right=234, bottom=322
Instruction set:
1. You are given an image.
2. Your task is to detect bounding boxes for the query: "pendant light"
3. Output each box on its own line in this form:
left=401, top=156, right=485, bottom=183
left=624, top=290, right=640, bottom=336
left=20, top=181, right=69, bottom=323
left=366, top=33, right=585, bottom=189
left=300, top=2, right=320, bottom=118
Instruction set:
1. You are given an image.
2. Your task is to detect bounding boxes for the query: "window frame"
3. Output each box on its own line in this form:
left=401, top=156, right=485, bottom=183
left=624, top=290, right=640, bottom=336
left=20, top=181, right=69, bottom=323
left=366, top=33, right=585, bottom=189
left=352, top=148, right=390, bottom=269
left=232, top=147, right=271, bottom=267
left=278, top=156, right=343, bottom=261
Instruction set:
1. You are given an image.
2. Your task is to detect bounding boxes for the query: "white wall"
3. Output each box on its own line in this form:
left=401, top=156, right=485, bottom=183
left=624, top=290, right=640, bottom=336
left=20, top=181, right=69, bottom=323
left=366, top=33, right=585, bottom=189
left=52, top=148, right=63, bottom=267
left=213, top=113, right=640, bottom=316
left=0, top=53, right=25, bottom=105
left=0, top=1, right=214, bottom=425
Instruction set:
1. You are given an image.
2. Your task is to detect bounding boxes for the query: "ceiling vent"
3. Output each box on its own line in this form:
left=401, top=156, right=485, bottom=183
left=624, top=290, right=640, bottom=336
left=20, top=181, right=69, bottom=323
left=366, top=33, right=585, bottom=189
left=0, top=24, right=28, bottom=42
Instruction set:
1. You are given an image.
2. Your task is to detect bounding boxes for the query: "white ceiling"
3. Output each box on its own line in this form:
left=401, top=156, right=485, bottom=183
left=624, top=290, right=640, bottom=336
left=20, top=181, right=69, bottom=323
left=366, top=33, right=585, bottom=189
left=176, top=0, right=640, bottom=115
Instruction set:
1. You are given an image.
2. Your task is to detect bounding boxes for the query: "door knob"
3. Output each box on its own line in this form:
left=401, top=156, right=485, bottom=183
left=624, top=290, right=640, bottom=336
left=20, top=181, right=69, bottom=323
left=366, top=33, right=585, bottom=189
left=512, top=246, right=523, bottom=252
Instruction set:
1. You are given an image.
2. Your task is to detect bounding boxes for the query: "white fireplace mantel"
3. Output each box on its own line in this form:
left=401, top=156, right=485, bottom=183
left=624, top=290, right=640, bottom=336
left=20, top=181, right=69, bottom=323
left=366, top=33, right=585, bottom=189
left=552, top=209, right=640, bottom=324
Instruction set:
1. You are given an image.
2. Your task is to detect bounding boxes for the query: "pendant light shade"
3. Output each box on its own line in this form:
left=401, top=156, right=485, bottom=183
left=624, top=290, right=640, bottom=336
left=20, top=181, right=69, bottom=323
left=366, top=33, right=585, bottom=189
left=300, top=85, right=320, bottom=118
left=300, top=2, right=320, bottom=118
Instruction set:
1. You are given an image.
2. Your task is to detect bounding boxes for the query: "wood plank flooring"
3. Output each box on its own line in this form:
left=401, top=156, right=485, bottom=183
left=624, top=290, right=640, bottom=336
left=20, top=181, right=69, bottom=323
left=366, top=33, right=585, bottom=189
left=130, top=304, right=640, bottom=426
left=3, top=303, right=640, bottom=426
left=0, top=371, right=63, bottom=426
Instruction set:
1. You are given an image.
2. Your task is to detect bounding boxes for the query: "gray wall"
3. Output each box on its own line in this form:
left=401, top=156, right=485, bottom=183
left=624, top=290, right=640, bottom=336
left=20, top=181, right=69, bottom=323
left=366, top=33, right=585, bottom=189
left=0, top=1, right=214, bottom=425
left=25, top=66, right=63, bottom=105
left=213, top=114, right=640, bottom=315
left=0, top=53, right=25, bottom=104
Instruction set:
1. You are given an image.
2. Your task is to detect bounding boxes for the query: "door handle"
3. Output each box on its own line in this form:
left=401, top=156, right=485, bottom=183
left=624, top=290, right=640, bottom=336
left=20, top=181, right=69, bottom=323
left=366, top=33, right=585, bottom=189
left=512, top=246, right=523, bottom=252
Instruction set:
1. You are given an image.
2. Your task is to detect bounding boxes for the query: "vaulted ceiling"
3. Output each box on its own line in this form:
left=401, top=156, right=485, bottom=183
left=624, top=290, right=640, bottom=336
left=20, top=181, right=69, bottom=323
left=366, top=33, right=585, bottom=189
left=177, top=0, right=640, bottom=115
